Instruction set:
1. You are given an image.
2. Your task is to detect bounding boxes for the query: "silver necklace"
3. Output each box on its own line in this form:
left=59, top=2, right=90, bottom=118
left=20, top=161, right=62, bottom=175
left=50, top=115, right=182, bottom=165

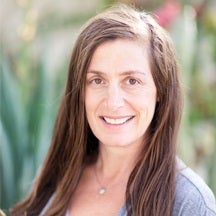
left=94, top=166, right=127, bottom=195
left=94, top=166, right=106, bottom=195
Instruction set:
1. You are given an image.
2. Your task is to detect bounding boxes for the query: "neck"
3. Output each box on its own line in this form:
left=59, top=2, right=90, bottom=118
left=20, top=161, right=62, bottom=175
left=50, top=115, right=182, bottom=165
left=95, top=143, right=141, bottom=182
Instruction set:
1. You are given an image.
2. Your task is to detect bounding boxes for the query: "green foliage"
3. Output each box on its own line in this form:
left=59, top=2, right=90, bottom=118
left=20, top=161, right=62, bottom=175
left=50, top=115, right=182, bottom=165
left=0, top=50, right=62, bottom=210
left=170, top=4, right=216, bottom=194
left=0, top=55, right=23, bottom=209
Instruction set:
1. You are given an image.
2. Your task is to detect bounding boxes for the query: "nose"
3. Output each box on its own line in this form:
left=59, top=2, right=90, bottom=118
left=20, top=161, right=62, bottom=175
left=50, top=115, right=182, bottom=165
left=105, top=83, right=125, bottom=110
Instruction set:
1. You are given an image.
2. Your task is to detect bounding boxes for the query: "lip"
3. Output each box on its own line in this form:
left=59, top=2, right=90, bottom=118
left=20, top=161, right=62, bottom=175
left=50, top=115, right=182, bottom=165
left=99, top=115, right=135, bottom=125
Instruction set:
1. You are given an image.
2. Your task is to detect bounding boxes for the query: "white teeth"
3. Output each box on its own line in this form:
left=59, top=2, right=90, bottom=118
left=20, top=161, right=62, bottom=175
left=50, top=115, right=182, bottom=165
left=103, top=117, right=132, bottom=125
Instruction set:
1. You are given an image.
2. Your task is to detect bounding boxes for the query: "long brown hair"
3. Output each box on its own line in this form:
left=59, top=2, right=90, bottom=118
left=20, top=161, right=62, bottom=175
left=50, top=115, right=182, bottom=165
left=11, top=5, right=182, bottom=216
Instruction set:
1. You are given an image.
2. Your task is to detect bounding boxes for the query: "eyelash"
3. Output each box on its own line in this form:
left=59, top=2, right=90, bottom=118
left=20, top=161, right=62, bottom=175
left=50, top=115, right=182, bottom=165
left=125, top=78, right=140, bottom=85
left=88, top=78, right=104, bottom=85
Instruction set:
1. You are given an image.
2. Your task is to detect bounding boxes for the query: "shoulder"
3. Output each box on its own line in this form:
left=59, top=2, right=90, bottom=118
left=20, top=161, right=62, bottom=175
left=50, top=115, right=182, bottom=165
left=173, top=159, right=216, bottom=216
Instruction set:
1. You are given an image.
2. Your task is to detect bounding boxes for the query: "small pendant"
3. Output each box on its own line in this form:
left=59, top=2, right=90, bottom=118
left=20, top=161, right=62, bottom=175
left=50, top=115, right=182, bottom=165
left=99, top=187, right=106, bottom=195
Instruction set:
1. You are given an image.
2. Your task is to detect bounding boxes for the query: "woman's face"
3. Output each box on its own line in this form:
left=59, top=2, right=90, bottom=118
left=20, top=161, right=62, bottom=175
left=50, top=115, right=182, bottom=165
left=85, top=39, right=157, bottom=149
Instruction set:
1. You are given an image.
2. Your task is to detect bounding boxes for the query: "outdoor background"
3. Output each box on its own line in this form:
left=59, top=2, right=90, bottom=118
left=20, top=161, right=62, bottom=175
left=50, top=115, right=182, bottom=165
left=1, top=0, right=216, bottom=213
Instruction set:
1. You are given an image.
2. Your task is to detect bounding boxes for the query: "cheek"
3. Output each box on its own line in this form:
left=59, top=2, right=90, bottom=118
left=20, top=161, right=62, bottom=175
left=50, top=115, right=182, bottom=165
left=85, top=99, right=92, bottom=123
left=135, top=94, right=157, bottom=119
left=85, top=90, right=101, bottom=119
left=85, top=88, right=105, bottom=110
left=85, top=90, right=94, bottom=111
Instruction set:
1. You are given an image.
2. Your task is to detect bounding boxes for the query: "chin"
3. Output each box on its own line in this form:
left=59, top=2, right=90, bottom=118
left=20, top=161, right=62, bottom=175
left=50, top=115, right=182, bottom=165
left=100, top=137, right=139, bottom=148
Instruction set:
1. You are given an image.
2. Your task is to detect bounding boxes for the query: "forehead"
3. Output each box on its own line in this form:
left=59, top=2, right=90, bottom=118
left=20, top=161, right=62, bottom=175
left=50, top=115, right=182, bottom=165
left=88, top=39, right=150, bottom=75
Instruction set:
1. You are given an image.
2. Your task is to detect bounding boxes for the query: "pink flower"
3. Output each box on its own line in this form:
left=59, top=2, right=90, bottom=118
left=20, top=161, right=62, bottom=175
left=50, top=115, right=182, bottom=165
left=155, top=0, right=181, bottom=28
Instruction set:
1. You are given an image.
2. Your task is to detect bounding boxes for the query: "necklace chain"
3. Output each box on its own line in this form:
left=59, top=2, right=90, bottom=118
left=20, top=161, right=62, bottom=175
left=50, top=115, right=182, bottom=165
left=94, top=166, right=106, bottom=195
left=94, top=165, right=127, bottom=195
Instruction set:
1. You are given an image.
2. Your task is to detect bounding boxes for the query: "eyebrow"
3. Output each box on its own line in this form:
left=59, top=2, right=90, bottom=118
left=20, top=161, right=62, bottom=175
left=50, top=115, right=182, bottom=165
left=87, top=70, right=146, bottom=76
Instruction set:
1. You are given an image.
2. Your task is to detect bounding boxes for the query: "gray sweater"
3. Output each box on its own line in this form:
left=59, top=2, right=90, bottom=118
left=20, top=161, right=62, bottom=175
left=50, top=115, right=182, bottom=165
left=117, top=159, right=216, bottom=216
left=41, top=159, right=216, bottom=215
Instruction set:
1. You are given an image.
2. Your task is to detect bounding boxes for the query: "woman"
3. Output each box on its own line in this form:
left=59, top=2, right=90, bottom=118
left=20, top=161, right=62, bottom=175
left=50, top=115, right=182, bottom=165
left=11, top=5, right=216, bottom=216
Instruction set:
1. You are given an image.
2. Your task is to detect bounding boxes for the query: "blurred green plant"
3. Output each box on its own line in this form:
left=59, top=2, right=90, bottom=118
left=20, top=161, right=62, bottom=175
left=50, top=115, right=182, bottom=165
left=170, top=4, right=216, bottom=193
left=0, top=49, right=64, bottom=211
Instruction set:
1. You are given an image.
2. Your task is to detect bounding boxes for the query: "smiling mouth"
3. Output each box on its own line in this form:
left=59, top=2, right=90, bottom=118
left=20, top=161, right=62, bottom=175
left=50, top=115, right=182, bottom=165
left=101, top=116, right=134, bottom=125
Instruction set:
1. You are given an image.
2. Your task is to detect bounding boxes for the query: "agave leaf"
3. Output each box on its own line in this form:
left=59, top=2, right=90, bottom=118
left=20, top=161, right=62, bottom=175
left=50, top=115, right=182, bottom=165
left=0, top=54, right=28, bottom=208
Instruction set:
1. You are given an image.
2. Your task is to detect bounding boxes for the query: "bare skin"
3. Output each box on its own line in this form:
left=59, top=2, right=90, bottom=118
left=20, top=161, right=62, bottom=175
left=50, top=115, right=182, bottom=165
left=68, top=145, right=139, bottom=215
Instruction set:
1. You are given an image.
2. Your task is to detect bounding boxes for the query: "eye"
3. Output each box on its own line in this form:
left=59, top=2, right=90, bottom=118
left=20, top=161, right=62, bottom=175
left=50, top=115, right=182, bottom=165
left=126, top=78, right=139, bottom=85
left=87, top=77, right=105, bottom=85
left=92, top=78, right=103, bottom=84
